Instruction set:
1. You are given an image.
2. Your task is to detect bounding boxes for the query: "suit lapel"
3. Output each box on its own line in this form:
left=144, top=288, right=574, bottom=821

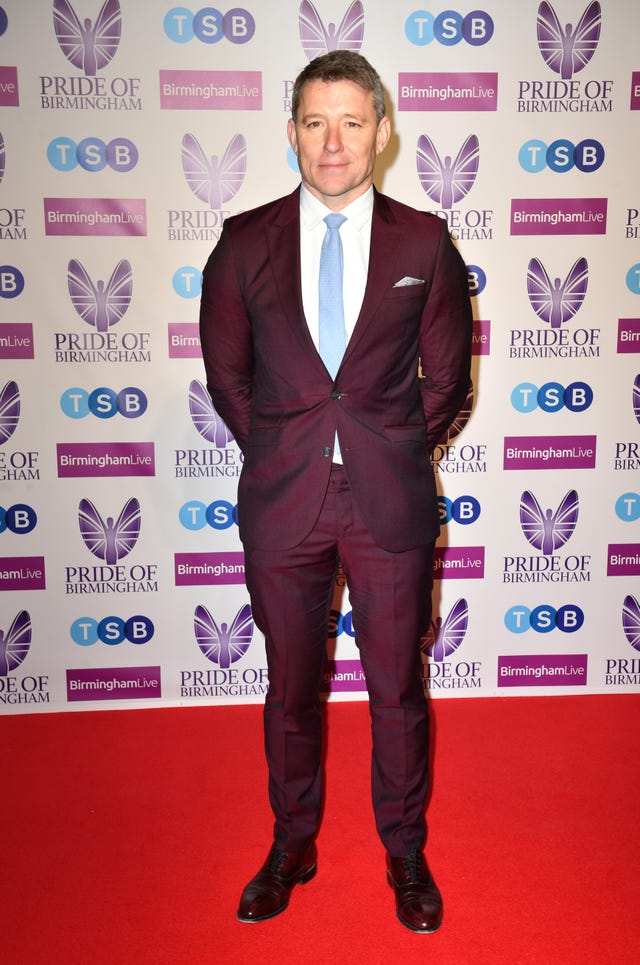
left=341, top=192, right=403, bottom=366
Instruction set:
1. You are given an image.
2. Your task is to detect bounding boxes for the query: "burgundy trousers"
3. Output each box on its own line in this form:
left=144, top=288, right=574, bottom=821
left=243, top=463, right=435, bottom=857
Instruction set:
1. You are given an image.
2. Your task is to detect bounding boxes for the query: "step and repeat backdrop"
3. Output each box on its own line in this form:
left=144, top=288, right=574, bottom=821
left=1, top=0, right=639, bottom=713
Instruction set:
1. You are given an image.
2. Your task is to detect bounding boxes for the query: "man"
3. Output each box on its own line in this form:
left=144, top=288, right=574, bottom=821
left=199, top=50, right=472, bottom=933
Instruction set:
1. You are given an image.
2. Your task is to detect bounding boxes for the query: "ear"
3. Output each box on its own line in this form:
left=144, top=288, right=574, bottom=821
left=287, top=118, right=298, bottom=154
left=376, top=116, right=391, bottom=156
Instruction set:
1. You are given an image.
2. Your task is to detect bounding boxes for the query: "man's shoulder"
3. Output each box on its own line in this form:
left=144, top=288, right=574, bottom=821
left=224, top=189, right=298, bottom=233
left=376, top=191, right=444, bottom=235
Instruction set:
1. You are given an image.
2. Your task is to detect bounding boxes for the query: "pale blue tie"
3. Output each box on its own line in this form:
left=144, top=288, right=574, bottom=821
left=318, top=213, right=347, bottom=379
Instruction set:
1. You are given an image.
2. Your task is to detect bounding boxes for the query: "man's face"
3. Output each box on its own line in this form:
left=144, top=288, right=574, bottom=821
left=287, top=78, right=390, bottom=211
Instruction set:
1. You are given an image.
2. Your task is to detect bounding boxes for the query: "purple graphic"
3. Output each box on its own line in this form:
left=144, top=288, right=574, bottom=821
left=498, top=653, right=588, bottom=687
left=527, top=257, right=588, bottom=328
left=0, top=67, right=19, bottom=107
left=174, top=552, right=245, bottom=586
left=433, top=546, right=485, bottom=580
left=617, top=319, right=640, bottom=355
left=520, top=489, right=579, bottom=553
left=417, top=134, right=479, bottom=208
left=510, top=198, right=607, bottom=236
left=44, top=198, right=147, bottom=237
left=57, top=442, right=155, bottom=477
left=0, top=325, right=34, bottom=360
left=398, top=72, right=498, bottom=113
left=194, top=603, right=253, bottom=669
left=0, top=610, right=31, bottom=675
left=607, top=544, right=640, bottom=577
left=53, top=0, right=121, bottom=76
left=622, top=595, right=640, bottom=651
left=438, top=383, right=473, bottom=445
left=299, top=1, right=364, bottom=59
left=0, top=557, right=46, bottom=591
left=322, top=658, right=367, bottom=694
left=504, top=435, right=596, bottom=470
left=537, top=1, right=601, bottom=80
left=0, top=131, right=4, bottom=184
left=78, top=497, right=140, bottom=563
left=0, top=380, right=20, bottom=445
left=633, top=374, right=640, bottom=424
left=181, top=133, right=246, bottom=210
left=422, top=598, right=469, bottom=662
left=67, top=666, right=161, bottom=702
left=189, top=379, right=234, bottom=447
left=67, top=258, right=132, bottom=332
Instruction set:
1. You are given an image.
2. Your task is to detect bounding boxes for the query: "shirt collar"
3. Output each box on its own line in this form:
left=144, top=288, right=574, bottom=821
left=300, top=184, right=374, bottom=233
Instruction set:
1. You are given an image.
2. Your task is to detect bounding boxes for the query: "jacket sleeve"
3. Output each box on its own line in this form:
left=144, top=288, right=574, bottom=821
left=419, top=218, right=473, bottom=452
left=199, top=221, right=253, bottom=453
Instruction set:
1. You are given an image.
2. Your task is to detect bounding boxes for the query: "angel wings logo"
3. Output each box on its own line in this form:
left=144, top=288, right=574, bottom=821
left=536, top=1, right=601, bottom=80
left=298, top=1, right=364, bottom=60
left=0, top=610, right=31, bottom=676
left=181, top=133, right=247, bottom=211
left=436, top=383, right=474, bottom=447
left=189, top=380, right=234, bottom=448
left=633, top=375, right=640, bottom=425
left=520, top=489, right=579, bottom=554
left=78, top=497, right=141, bottom=564
left=622, top=595, right=640, bottom=652
left=53, top=0, right=121, bottom=76
left=67, top=259, right=132, bottom=332
left=527, top=257, right=588, bottom=329
left=194, top=603, right=253, bottom=669
left=416, top=134, right=479, bottom=209
left=0, top=380, right=20, bottom=446
left=0, top=131, right=5, bottom=185
left=422, top=598, right=469, bottom=662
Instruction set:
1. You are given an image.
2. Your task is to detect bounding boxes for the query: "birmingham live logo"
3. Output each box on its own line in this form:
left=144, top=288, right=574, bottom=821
left=0, top=381, right=40, bottom=483
left=516, top=1, right=613, bottom=114
left=509, top=255, right=600, bottom=360
left=604, top=595, right=640, bottom=687
left=54, top=258, right=152, bottom=364
left=416, top=133, right=493, bottom=241
left=167, top=132, right=246, bottom=242
left=421, top=598, right=481, bottom=691
left=40, top=0, right=142, bottom=111
left=503, top=488, right=591, bottom=584
left=64, top=497, right=158, bottom=594
left=175, top=379, right=242, bottom=480
left=0, top=610, right=50, bottom=706
left=180, top=602, right=268, bottom=698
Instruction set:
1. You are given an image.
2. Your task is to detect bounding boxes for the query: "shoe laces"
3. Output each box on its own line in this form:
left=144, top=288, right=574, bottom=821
left=402, top=848, right=425, bottom=881
left=266, top=846, right=287, bottom=875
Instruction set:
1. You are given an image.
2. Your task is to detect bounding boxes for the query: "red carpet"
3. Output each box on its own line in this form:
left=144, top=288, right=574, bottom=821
left=3, top=695, right=639, bottom=964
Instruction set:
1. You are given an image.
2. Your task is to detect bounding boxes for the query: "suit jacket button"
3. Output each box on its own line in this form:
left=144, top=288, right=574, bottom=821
left=331, top=390, right=343, bottom=400
left=322, top=446, right=332, bottom=457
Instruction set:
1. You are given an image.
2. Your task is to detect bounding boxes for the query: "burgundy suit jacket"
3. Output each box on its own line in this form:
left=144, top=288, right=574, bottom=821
left=199, top=187, right=472, bottom=552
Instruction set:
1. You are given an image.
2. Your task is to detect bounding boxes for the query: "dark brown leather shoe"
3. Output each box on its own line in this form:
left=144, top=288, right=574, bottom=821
left=236, top=843, right=317, bottom=922
left=386, top=848, right=443, bottom=933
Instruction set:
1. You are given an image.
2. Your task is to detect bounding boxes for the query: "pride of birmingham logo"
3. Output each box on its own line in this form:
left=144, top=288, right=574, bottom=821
left=194, top=603, right=253, bottom=669
left=520, top=489, right=578, bottom=553
left=181, top=133, right=247, bottom=210
left=623, top=595, right=640, bottom=652
left=421, top=598, right=469, bottom=661
left=0, top=380, right=20, bottom=445
left=527, top=257, right=588, bottom=329
left=0, top=610, right=31, bottom=675
left=67, top=258, right=132, bottom=331
left=634, top=375, right=640, bottom=424
left=53, top=0, right=121, bottom=76
left=416, top=134, right=479, bottom=209
left=299, top=1, right=364, bottom=60
left=78, top=497, right=140, bottom=563
left=537, top=1, right=601, bottom=80
left=189, top=379, right=234, bottom=447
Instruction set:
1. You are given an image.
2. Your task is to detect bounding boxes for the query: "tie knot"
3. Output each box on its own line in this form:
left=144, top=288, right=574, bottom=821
left=324, top=213, right=346, bottom=231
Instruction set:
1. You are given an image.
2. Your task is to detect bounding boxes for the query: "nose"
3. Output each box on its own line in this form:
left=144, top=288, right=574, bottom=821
left=323, top=123, right=343, bottom=153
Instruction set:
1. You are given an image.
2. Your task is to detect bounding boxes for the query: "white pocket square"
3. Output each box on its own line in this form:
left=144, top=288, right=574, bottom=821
left=393, top=276, right=425, bottom=287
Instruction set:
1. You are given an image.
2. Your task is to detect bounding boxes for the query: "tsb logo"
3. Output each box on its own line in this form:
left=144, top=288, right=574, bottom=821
left=60, top=387, right=148, bottom=419
left=438, top=495, right=481, bottom=525
left=47, top=137, right=138, bottom=172
left=511, top=382, right=593, bottom=413
left=505, top=604, right=584, bottom=634
left=0, top=503, right=37, bottom=534
left=180, top=500, right=238, bottom=530
left=164, top=6, right=255, bottom=43
left=71, top=615, right=155, bottom=646
left=519, top=138, right=605, bottom=173
left=405, top=9, right=493, bottom=45
left=0, top=266, right=25, bottom=298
